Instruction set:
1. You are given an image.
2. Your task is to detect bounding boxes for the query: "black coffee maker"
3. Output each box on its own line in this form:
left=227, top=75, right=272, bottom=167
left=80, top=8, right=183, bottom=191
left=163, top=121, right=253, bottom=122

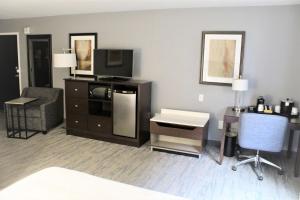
left=280, top=98, right=294, bottom=117
left=256, top=96, right=265, bottom=113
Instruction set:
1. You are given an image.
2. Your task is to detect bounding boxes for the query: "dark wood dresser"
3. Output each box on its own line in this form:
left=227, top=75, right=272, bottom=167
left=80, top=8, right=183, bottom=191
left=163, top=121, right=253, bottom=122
left=65, top=78, right=151, bottom=147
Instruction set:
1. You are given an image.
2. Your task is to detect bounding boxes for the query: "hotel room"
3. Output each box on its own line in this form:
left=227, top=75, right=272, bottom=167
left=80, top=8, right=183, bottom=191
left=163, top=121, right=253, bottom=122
left=0, top=0, right=299, bottom=199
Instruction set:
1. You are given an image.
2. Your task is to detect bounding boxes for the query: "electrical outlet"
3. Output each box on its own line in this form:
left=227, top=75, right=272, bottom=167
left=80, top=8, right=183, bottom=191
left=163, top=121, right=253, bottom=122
left=198, top=94, right=204, bottom=102
left=24, top=27, right=31, bottom=35
left=218, top=120, right=224, bottom=130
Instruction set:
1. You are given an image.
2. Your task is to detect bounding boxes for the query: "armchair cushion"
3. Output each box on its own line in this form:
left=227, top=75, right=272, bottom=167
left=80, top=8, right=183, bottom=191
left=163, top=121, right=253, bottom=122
left=11, top=99, right=49, bottom=118
left=12, top=106, right=41, bottom=118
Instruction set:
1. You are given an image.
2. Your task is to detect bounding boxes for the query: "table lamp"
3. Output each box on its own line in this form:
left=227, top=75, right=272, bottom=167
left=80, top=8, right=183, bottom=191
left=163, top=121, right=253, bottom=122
left=232, top=77, right=248, bottom=112
left=53, top=49, right=77, bottom=79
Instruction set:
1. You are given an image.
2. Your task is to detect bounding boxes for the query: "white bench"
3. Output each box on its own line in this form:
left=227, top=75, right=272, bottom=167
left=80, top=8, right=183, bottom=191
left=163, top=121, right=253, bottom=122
left=150, top=109, right=210, bottom=157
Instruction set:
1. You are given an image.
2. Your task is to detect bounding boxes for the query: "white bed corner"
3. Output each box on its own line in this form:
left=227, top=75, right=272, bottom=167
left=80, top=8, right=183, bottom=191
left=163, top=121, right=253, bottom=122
left=0, top=167, right=188, bottom=200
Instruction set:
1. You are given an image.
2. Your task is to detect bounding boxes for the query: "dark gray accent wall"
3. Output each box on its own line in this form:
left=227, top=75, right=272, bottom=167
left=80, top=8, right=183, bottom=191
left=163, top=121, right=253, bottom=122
left=0, top=6, right=299, bottom=147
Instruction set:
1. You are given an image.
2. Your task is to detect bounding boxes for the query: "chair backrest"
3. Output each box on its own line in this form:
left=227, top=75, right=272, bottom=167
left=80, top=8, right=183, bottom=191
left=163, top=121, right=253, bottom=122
left=238, top=113, right=288, bottom=152
left=21, top=87, right=61, bottom=102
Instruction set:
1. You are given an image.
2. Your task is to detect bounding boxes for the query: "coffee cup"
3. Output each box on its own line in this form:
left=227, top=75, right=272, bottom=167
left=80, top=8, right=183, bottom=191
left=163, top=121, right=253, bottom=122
left=291, top=107, right=298, bottom=116
left=275, top=105, right=281, bottom=114
left=257, top=104, right=264, bottom=112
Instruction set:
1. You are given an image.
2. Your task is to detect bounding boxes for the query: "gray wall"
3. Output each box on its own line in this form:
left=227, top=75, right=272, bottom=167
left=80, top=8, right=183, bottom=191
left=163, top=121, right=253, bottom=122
left=0, top=5, right=299, bottom=146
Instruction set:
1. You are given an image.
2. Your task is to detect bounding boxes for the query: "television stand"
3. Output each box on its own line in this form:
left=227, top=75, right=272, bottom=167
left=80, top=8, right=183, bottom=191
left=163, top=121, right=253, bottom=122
left=64, top=78, right=151, bottom=147
left=96, top=76, right=131, bottom=82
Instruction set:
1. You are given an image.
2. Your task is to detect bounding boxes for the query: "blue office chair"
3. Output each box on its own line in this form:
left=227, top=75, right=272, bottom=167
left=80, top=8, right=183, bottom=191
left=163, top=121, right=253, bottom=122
left=232, top=113, right=288, bottom=180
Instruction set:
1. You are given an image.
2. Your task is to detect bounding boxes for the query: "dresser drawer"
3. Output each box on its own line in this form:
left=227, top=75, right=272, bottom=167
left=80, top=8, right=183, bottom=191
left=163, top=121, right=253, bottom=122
left=66, top=81, right=88, bottom=98
left=67, top=115, right=87, bottom=130
left=88, top=116, right=112, bottom=135
left=66, top=99, right=88, bottom=115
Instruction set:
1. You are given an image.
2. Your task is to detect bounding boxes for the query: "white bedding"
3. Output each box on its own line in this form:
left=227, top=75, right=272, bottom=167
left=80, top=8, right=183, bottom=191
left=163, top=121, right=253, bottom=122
left=0, top=167, right=188, bottom=200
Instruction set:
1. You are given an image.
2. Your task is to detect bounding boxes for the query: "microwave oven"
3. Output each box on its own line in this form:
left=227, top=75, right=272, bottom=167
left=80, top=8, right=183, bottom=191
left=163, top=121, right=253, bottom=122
left=89, top=85, right=112, bottom=100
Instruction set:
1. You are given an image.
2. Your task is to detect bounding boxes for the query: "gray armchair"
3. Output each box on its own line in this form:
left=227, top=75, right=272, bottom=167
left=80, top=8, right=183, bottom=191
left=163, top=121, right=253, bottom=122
left=9, top=87, right=64, bottom=133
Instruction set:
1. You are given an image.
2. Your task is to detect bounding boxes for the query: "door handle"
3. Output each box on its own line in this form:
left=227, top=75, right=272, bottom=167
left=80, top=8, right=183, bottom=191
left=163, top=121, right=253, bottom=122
left=15, top=66, right=20, bottom=73
left=15, top=66, right=20, bottom=77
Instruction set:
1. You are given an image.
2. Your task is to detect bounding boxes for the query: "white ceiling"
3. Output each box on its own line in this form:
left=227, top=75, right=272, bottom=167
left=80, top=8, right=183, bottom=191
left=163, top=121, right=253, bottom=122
left=0, top=0, right=300, bottom=19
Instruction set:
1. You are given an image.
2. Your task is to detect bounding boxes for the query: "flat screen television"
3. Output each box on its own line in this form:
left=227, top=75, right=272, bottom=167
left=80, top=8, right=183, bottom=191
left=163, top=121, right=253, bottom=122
left=94, top=49, right=133, bottom=79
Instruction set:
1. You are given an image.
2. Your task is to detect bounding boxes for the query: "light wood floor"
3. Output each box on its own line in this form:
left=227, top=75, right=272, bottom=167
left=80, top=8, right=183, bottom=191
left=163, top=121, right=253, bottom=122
left=0, top=124, right=299, bottom=200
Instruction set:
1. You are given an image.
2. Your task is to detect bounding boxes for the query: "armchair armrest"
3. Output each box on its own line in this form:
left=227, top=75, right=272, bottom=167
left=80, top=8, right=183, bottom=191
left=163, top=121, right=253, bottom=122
left=21, top=87, right=29, bottom=97
left=40, top=91, right=64, bottom=131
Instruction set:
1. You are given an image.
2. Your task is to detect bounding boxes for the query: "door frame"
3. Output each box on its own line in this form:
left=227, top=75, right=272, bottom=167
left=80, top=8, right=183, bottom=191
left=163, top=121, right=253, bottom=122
left=27, top=34, right=52, bottom=88
left=0, top=32, right=22, bottom=94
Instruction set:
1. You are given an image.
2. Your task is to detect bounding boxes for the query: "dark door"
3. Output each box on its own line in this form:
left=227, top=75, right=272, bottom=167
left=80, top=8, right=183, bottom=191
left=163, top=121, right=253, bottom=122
left=0, top=34, right=20, bottom=109
left=27, top=35, right=52, bottom=87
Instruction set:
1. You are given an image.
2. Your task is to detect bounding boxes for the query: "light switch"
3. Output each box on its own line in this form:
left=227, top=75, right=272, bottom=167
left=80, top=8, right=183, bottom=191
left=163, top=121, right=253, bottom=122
left=198, top=94, right=204, bottom=102
left=218, top=120, right=224, bottom=130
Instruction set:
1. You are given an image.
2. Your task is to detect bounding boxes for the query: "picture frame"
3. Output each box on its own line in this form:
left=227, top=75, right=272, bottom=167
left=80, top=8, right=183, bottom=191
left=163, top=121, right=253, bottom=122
left=200, top=31, right=245, bottom=86
left=69, top=33, right=97, bottom=77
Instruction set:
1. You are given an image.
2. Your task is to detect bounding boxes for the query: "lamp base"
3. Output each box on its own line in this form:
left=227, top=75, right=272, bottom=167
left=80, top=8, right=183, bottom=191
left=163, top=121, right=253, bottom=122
left=73, top=66, right=76, bottom=79
left=232, top=106, right=245, bottom=113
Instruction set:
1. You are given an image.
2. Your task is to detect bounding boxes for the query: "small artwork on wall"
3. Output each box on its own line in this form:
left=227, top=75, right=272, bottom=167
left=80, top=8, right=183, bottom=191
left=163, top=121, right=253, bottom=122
left=200, top=31, right=245, bottom=86
left=69, top=33, right=97, bottom=77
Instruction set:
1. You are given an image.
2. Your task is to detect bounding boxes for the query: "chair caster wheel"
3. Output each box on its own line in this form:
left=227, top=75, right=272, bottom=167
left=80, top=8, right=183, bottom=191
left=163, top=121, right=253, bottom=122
left=237, top=157, right=243, bottom=161
left=232, top=166, right=237, bottom=171
left=236, top=151, right=240, bottom=159
left=278, top=170, right=284, bottom=175
left=258, top=176, right=263, bottom=181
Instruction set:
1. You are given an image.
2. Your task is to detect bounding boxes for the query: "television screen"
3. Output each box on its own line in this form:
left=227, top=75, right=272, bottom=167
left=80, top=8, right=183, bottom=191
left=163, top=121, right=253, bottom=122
left=94, top=49, right=133, bottom=78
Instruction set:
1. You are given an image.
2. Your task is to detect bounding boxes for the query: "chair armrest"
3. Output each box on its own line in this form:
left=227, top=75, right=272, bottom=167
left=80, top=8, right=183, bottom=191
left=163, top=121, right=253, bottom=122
left=40, top=91, right=64, bottom=131
left=40, top=101, right=58, bottom=131
left=21, top=87, right=29, bottom=97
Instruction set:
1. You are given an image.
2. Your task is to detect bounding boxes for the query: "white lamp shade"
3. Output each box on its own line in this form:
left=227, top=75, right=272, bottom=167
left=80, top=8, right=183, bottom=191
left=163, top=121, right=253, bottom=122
left=53, top=53, right=77, bottom=68
left=232, top=79, right=248, bottom=91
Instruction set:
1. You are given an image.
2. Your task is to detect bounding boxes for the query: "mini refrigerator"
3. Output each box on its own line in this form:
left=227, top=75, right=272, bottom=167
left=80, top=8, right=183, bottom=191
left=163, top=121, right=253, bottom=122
left=113, top=90, right=136, bottom=138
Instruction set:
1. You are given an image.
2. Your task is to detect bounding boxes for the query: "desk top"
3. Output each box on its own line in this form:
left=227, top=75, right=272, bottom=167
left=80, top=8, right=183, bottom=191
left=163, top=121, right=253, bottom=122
left=290, top=118, right=300, bottom=124
left=224, top=107, right=300, bottom=126
left=151, top=109, right=210, bottom=127
left=224, top=107, right=242, bottom=118
left=5, top=97, right=38, bottom=105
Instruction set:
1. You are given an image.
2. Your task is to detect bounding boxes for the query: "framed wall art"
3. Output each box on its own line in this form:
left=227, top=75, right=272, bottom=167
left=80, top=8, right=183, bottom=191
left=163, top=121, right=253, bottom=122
left=69, top=32, right=97, bottom=77
left=200, top=31, right=245, bottom=86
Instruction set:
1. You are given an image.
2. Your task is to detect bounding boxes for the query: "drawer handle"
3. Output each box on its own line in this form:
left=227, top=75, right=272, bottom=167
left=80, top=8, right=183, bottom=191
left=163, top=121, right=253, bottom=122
left=97, top=124, right=102, bottom=127
left=74, top=88, right=78, bottom=92
left=74, top=104, right=79, bottom=108
left=75, top=120, right=79, bottom=124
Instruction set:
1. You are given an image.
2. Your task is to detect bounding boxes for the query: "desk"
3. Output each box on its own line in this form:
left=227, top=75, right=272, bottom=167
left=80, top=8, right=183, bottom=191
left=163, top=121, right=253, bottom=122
left=220, top=107, right=300, bottom=177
